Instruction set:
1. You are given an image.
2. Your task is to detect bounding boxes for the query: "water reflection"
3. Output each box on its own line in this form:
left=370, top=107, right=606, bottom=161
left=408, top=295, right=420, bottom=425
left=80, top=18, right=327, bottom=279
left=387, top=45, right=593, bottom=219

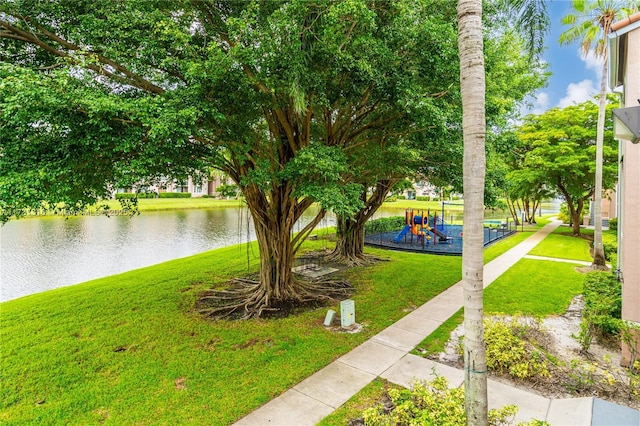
left=1, top=207, right=323, bottom=302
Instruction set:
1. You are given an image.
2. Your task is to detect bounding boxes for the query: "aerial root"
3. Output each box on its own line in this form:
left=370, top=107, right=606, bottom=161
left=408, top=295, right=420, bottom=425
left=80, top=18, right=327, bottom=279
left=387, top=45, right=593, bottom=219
left=197, top=278, right=354, bottom=320
left=324, top=251, right=385, bottom=267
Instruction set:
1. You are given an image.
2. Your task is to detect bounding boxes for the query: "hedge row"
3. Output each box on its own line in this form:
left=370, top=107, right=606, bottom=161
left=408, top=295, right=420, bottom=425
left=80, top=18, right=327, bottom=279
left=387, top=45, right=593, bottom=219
left=115, top=192, right=192, bottom=199
left=364, top=216, right=405, bottom=234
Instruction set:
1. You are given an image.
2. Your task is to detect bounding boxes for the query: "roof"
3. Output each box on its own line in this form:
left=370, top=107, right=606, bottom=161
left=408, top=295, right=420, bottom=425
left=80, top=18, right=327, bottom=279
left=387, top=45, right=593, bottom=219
left=611, top=12, right=640, bottom=32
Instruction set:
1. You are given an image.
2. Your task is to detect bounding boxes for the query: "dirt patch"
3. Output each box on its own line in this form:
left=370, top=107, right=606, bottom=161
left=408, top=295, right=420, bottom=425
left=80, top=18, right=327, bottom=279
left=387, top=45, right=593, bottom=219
left=428, top=296, right=639, bottom=410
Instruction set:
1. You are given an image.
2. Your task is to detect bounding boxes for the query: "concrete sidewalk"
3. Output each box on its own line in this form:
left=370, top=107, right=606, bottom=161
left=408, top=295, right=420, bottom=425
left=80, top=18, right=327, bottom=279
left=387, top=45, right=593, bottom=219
left=235, top=220, right=640, bottom=426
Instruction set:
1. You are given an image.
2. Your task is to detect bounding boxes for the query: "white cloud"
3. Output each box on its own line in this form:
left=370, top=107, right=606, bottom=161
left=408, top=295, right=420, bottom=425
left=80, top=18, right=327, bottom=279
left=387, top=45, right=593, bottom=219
left=518, top=92, right=550, bottom=118
left=580, top=49, right=603, bottom=82
left=558, top=79, right=597, bottom=108
left=531, top=92, right=550, bottom=115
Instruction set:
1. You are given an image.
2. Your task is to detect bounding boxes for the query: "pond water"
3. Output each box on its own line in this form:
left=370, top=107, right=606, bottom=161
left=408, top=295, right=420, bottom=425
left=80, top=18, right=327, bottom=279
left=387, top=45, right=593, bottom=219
left=0, top=207, right=335, bottom=302
left=0, top=201, right=560, bottom=302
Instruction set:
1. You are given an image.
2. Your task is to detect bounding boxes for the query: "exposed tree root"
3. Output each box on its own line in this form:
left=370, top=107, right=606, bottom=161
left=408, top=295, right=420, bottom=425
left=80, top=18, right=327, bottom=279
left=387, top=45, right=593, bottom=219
left=589, top=264, right=610, bottom=272
left=197, top=278, right=354, bottom=320
left=323, top=251, right=385, bottom=267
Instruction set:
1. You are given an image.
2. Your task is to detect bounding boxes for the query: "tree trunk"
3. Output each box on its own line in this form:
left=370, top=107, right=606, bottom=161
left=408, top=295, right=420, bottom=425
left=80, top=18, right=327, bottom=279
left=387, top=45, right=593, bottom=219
left=591, top=50, right=608, bottom=268
left=557, top=181, right=586, bottom=237
left=329, top=179, right=395, bottom=265
left=253, top=216, right=297, bottom=302
left=523, top=197, right=531, bottom=223
left=531, top=197, right=539, bottom=223
left=566, top=197, right=584, bottom=236
left=243, top=183, right=302, bottom=305
left=458, top=0, right=488, bottom=424
left=333, top=216, right=366, bottom=259
left=506, top=197, right=520, bottom=225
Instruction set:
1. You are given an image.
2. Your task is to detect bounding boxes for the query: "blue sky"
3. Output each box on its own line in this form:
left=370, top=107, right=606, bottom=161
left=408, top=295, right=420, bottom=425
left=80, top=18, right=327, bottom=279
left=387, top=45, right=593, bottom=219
left=526, top=1, right=602, bottom=115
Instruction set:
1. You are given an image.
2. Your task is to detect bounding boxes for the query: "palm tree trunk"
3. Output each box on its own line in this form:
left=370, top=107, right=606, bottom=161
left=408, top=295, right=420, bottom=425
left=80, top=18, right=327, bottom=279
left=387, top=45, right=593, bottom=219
left=457, top=0, right=488, bottom=423
left=592, top=53, right=608, bottom=268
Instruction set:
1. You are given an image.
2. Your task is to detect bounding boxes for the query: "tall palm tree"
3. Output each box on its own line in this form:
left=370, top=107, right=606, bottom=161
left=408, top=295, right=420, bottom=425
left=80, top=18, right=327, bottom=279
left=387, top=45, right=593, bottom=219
left=560, top=0, right=639, bottom=270
left=457, top=1, right=549, bottom=423
left=457, top=0, right=488, bottom=423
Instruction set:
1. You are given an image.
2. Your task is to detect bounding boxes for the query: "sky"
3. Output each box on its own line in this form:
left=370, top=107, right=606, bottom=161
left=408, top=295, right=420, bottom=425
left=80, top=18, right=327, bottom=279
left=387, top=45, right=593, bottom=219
left=526, top=1, right=603, bottom=115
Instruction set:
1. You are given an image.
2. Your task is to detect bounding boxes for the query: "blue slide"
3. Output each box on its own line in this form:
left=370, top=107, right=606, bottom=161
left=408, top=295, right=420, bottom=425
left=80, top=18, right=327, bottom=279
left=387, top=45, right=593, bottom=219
left=393, top=225, right=412, bottom=243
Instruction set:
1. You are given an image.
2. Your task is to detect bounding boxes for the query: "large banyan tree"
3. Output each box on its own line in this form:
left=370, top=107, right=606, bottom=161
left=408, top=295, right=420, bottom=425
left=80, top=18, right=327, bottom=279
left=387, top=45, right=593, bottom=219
left=327, top=20, right=549, bottom=266
left=1, top=0, right=463, bottom=317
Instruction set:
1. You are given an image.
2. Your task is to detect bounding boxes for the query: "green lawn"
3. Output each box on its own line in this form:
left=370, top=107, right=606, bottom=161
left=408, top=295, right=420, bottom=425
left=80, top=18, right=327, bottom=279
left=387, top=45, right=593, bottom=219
left=1, top=216, right=564, bottom=425
left=103, top=197, right=244, bottom=212
left=483, top=259, right=584, bottom=315
left=528, top=226, right=593, bottom=261
left=1, top=239, right=465, bottom=425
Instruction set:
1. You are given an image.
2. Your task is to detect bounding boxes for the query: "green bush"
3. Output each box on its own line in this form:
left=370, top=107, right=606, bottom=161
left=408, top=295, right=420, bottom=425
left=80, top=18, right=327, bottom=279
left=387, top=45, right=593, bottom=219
left=558, top=202, right=588, bottom=225
left=115, top=192, right=157, bottom=199
left=577, top=272, right=622, bottom=351
left=396, top=195, right=406, bottom=200
left=364, top=216, right=405, bottom=235
left=361, top=376, right=524, bottom=426
left=384, top=196, right=397, bottom=202
left=432, top=197, right=439, bottom=202
left=602, top=232, right=618, bottom=262
left=416, top=196, right=430, bottom=201
left=484, top=317, right=551, bottom=380
left=608, top=217, right=617, bottom=231
left=158, top=192, right=191, bottom=198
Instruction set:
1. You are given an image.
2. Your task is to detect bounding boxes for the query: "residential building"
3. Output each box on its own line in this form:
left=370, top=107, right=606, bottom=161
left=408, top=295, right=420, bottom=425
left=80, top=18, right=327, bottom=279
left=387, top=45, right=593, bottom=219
left=608, top=12, right=640, bottom=366
left=115, top=174, right=235, bottom=198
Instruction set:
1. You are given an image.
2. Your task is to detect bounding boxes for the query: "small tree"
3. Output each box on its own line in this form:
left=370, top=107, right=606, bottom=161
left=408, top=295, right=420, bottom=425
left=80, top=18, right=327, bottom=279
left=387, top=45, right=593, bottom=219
left=516, top=100, right=618, bottom=236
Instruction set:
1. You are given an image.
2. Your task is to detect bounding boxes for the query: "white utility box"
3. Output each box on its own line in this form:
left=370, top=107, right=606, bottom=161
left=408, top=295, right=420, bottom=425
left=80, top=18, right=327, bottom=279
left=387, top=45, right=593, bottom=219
left=340, top=299, right=355, bottom=328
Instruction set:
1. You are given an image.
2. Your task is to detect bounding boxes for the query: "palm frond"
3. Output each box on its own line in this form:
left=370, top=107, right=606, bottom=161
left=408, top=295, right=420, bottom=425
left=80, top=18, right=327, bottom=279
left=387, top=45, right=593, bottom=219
left=512, top=0, right=550, bottom=60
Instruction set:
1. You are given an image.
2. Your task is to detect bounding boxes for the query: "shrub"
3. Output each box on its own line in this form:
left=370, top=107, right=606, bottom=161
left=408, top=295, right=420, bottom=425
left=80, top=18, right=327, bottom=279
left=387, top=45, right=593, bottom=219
left=561, top=355, right=640, bottom=402
left=432, top=197, right=439, bottom=202
left=576, top=272, right=622, bottom=351
left=602, top=232, right=617, bottom=261
left=558, top=202, right=588, bottom=225
left=115, top=192, right=157, bottom=199
left=608, top=217, right=617, bottom=230
left=416, top=196, right=430, bottom=201
left=396, top=195, right=406, bottom=200
left=364, top=216, right=405, bottom=235
left=384, top=196, right=397, bottom=202
left=158, top=192, right=191, bottom=198
left=361, top=376, right=524, bottom=426
left=484, top=316, right=551, bottom=380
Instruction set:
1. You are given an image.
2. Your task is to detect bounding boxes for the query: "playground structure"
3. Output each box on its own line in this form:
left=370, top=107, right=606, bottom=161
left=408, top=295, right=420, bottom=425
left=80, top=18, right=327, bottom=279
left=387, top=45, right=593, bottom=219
left=365, top=206, right=516, bottom=256
left=392, top=209, right=453, bottom=246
